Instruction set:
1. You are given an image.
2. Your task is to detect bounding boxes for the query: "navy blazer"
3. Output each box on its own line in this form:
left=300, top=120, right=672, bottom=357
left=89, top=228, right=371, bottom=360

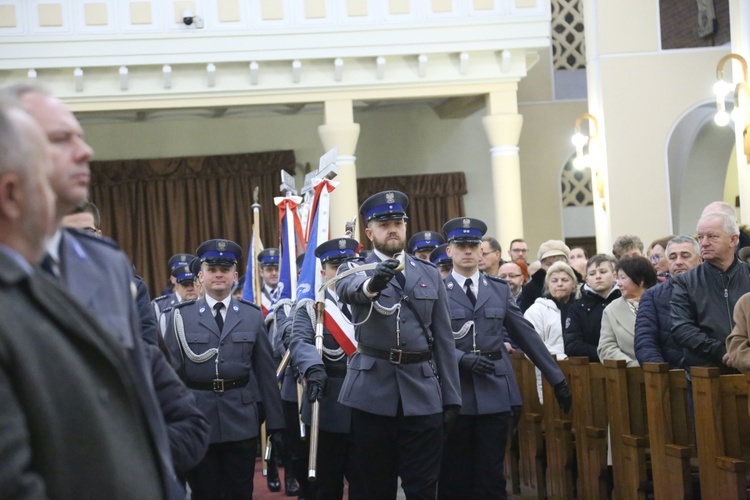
left=164, top=296, right=285, bottom=443
left=444, top=272, right=565, bottom=415
left=335, top=253, right=461, bottom=417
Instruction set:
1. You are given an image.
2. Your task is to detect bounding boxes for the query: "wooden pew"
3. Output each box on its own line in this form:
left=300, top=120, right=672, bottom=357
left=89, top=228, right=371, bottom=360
left=569, top=357, right=609, bottom=499
left=691, top=366, right=750, bottom=500
left=642, top=363, right=696, bottom=500
left=603, top=359, right=649, bottom=500
left=510, top=351, right=546, bottom=498
left=542, top=358, right=576, bottom=500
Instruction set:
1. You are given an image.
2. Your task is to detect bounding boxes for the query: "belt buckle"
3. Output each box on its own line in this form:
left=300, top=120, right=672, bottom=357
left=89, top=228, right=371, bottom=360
left=212, top=379, right=225, bottom=393
left=389, top=349, right=403, bottom=365
left=471, top=349, right=482, bottom=356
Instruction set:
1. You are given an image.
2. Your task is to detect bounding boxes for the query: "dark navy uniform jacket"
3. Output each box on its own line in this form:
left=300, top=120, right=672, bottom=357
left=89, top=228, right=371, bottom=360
left=335, top=253, right=461, bottom=417
left=290, top=292, right=352, bottom=434
left=164, top=296, right=285, bottom=444
left=444, top=272, right=565, bottom=415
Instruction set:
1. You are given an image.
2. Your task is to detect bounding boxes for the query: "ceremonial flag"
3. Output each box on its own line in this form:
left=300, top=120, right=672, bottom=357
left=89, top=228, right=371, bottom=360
left=324, top=291, right=357, bottom=356
left=296, top=179, right=337, bottom=302
left=241, top=229, right=263, bottom=303
left=272, top=196, right=304, bottom=310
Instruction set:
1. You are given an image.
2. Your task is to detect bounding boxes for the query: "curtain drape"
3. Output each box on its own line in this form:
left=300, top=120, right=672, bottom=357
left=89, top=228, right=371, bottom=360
left=356, top=172, right=467, bottom=243
left=89, top=150, right=295, bottom=296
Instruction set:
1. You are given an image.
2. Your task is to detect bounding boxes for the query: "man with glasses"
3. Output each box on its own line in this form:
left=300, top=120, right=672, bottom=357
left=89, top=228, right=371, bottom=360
left=498, top=261, right=524, bottom=304
left=479, top=236, right=503, bottom=277
left=509, top=238, right=529, bottom=263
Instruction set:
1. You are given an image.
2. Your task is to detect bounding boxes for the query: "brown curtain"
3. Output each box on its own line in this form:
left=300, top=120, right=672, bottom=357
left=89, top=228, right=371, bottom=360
left=89, top=151, right=296, bottom=296
left=356, top=172, right=467, bottom=242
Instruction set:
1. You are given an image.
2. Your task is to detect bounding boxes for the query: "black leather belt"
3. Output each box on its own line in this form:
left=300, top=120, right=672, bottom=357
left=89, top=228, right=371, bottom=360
left=186, top=376, right=249, bottom=393
left=356, top=344, right=432, bottom=365
left=470, top=350, right=503, bottom=360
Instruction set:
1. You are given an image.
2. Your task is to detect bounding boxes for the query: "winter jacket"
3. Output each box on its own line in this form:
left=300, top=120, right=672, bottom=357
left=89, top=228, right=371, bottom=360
left=597, top=297, right=639, bottom=367
left=524, top=296, right=569, bottom=399
left=563, top=284, right=621, bottom=362
left=634, top=278, right=683, bottom=368
left=671, top=258, right=750, bottom=374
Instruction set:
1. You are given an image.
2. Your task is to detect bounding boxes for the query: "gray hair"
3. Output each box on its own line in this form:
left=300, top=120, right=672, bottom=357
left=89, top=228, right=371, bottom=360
left=699, top=211, right=740, bottom=236
left=0, top=103, right=35, bottom=181
left=701, top=201, right=735, bottom=218
left=0, top=82, right=52, bottom=105
left=666, top=235, right=699, bottom=256
left=544, top=261, right=581, bottom=301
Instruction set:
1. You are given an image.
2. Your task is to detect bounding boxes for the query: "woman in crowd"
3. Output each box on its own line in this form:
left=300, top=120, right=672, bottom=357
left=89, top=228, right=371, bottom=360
left=647, top=235, right=673, bottom=281
left=597, top=256, right=657, bottom=366
left=568, top=246, right=588, bottom=282
left=524, top=261, right=579, bottom=399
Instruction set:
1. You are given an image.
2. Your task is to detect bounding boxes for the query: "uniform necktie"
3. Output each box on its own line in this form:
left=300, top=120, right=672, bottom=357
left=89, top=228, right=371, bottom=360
left=214, top=302, right=225, bottom=332
left=465, top=278, right=477, bottom=306
left=40, top=253, right=59, bottom=279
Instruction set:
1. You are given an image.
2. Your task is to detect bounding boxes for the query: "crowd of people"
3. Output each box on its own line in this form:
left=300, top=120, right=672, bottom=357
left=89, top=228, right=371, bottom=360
left=3, top=81, right=750, bottom=500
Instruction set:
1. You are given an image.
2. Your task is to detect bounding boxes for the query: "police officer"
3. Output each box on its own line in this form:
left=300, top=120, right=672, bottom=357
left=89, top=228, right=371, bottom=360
left=429, top=243, right=453, bottom=279
left=408, top=230, right=445, bottom=261
left=258, top=248, right=281, bottom=317
left=153, top=253, right=196, bottom=320
left=164, top=239, right=284, bottom=500
left=290, top=237, right=363, bottom=499
left=438, top=217, right=572, bottom=500
left=335, top=190, right=461, bottom=499
left=157, top=264, right=199, bottom=336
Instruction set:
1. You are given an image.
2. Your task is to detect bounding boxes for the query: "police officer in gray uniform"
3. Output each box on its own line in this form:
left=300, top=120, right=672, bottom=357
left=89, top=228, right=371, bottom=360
left=335, top=190, right=461, bottom=500
left=408, top=230, right=445, bottom=261
left=438, top=217, right=572, bottom=500
left=290, top=237, right=363, bottom=499
left=153, top=253, right=195, bottom=318
left=164, top=239, right=284, bottom=499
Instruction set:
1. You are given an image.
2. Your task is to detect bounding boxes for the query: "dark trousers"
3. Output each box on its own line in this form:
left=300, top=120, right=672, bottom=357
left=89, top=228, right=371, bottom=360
left=308, top=429, right=364, bottom=500
left=283, top=398, right=308, bottom=496
left=187, top=438, right=257, bottom=500
left=438, top=412, right=513, bottom=500
left=351, top=407, right=444, bottom=500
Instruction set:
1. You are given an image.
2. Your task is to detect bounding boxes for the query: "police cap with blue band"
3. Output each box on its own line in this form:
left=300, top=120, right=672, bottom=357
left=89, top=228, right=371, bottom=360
left=315, top=238, right=359, bottom=265
left=442, top=217, right=487, bottom=244
left=408, top=230, right=445, bottom=254
left=429, top=243, right=452, bottom=268
left=168, top=253, right=196, bottom=270
left=171, top=264, right=195, bottom=284
left=189, top=256, right=202, bottom=276
left=196, top=239, right=242, bottom=266
left=257, top=248, right=280, bottom=268
left=359, top=190, right=409, bottom=223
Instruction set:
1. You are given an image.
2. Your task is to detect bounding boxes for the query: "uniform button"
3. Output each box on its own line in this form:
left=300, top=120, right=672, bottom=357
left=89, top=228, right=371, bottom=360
left=220, top=341, right=225, bottom=346
left=401, top=342, right=407, bottom=346
left=220, top=358, right=225, bottom=363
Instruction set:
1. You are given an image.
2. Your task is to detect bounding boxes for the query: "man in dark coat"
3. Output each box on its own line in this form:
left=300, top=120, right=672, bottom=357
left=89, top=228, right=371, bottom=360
left=634, top=236, right=701, bottom=368
left=0, top=101, right=167, bottom=498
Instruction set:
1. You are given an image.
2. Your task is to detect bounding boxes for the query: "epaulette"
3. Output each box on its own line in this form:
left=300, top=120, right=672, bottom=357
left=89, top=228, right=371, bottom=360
left=238, top=298, right=262, bottom=311
left=63, top=227, right=122, bottom=250
left=172, top=299, right=196, bottom=309
left=410, top=256, right=437, bottom=269
left=484, top=274, right=508, bottom=284
left=153, top=294, right=172, bottom=303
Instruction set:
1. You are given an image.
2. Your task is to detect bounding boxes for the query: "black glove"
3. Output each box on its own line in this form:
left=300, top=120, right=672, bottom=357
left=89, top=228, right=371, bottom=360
left=458, top=353, right=495, bottom=375
left=367, top=259, right=400, bottom=294
left=554, top=380, right=572, bottom=413
left=305, top=365, right=328, bottom=402
left=443, top=405, right=460, bottom=436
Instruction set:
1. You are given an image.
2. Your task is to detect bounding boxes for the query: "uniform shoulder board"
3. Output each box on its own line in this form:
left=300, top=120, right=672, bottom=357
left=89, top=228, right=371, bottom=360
left=172, top=299, right=196, bottom=309
left=238, top=298, right=262, bottom=310
left=484, top=273, right=507, bottom=284
left=64, top=227, right=122, bottom=250
left=153, top=294, right=172, bottom=303
left=410, top=256, right=437, bottom=269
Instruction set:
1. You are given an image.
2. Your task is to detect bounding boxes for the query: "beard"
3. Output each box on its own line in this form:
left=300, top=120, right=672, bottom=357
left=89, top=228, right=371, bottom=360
left=372, top=233, right=405, bottom=257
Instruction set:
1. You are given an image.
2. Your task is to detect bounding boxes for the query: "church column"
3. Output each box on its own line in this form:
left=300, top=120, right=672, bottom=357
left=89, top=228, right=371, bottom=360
left=318, top=99, right=361, bottom=237
left=730, top=0, right=750, bottom=224
left=482, top=90, right=524, bottom=253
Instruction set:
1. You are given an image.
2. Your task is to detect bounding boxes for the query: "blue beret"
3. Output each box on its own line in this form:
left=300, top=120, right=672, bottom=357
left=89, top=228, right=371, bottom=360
left=196, top=239, right=242, bottom=266
left=315, top=238, right=359, bottom=264
left=442, top=217, right=487, bottom=244
left=359, top=190, right=409, bottom=223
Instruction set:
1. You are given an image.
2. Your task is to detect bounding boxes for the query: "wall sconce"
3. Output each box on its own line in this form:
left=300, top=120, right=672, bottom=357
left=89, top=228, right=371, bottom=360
left=571, top=113, right=599, bottom=170
left=714, top=53, right=748, bottom=126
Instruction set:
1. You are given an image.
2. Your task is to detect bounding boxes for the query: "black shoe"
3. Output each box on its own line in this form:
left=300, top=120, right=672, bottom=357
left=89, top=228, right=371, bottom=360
left=267, top=460, right=281, bottom=492
left=285, top=474, right=299, bottom=496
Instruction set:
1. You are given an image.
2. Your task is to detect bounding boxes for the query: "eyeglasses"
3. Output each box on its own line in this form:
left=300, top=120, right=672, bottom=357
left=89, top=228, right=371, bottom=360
left=499, top=274, right=522, bottom=279
left=510, top=248, right=528, bottom=254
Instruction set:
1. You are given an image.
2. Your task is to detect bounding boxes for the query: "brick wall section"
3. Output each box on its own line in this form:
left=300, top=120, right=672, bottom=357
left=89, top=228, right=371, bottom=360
left=660, top=0, right=730, bottom=49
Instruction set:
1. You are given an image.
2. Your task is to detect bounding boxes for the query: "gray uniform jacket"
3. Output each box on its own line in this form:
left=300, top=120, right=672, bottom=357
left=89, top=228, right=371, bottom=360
left=58, top=229, right=184, bottom=498
left=290, top=293, right=352, bottom=434
left=164, top=296, right=285, bottom=443
left=445, top=273, right=565, bottom=415
left=335, top=253, right=461, bottom=417
left=0, top=252, right=165, bottom=499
